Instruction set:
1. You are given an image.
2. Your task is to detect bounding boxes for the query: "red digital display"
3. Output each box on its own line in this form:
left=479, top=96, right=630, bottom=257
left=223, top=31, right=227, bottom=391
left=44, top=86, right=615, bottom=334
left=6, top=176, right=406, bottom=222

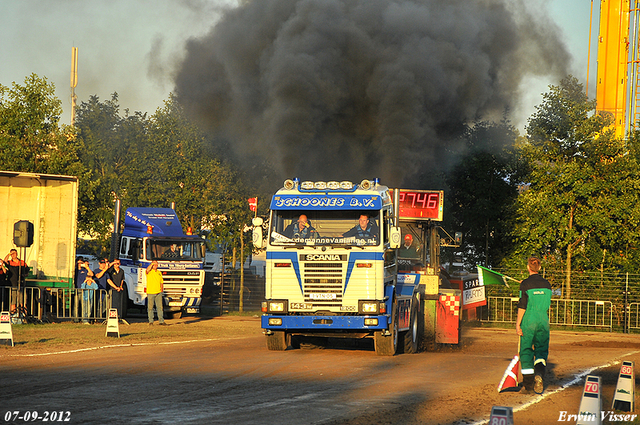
left=390, top=189, right=443, bottom=221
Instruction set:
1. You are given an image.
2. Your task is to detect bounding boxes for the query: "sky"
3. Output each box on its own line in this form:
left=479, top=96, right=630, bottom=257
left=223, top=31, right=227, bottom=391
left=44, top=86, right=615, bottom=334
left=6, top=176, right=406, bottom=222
left=0, top=0, right=598, bottom=132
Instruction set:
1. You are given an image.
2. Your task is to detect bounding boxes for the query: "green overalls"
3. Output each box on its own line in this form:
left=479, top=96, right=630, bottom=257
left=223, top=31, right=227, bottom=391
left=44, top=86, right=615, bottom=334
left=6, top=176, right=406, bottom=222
left=519, top=280, right=551, bottom=374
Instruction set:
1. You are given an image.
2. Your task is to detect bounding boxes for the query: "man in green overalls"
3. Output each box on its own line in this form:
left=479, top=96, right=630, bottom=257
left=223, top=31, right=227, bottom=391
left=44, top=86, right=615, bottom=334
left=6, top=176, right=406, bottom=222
left=516, top=256, right=552, bottom=394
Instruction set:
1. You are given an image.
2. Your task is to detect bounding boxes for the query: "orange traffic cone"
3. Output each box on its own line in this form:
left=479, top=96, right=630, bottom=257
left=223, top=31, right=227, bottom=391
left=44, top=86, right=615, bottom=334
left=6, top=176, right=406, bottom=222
left=498, top=355, right=521, bottom=392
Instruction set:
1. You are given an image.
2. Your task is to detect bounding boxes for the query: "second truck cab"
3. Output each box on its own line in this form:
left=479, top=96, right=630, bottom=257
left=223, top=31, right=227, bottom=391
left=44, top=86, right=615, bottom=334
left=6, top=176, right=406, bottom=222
left=118, top=208, right=205, bottom=318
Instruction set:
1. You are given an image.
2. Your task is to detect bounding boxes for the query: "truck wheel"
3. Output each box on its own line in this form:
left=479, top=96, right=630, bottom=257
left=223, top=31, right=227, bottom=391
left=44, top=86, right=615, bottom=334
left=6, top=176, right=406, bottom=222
left=266, top=331, right=288, bottom=351
left=403, top=300, right=421, bottom=354
left=374, top=301, right=398, bottom=356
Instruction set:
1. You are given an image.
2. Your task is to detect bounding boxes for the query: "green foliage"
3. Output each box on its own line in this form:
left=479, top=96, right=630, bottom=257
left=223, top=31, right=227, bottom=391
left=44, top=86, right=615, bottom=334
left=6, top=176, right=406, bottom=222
left=0, top=74, right=94, bottom=233
left=504, top=76, right=640, bottom=297
left=445, top=119, right=521, bottom=268
left=74, top=93, right=257, bottom=258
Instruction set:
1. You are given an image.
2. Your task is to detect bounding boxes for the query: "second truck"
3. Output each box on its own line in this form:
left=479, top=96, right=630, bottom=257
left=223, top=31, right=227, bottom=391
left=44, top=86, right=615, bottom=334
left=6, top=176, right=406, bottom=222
left=255, top=178, right=461, bottom=355
left=116, top=207, right=206, bottom=319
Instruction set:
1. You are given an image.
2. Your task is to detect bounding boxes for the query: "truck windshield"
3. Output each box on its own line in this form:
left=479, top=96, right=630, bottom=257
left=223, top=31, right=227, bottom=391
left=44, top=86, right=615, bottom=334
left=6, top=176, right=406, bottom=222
left=270, top=210, right=381, bottom=246
left=145, top=240, right=204, bottom=261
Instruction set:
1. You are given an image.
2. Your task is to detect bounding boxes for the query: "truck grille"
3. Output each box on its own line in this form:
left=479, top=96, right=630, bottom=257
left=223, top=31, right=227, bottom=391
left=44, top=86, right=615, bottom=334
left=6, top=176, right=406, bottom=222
left=302, top=262, right=343, bottom=307
left=161, top=270, right=202, bottom=285
left=161, top=270, right=202, bottom=296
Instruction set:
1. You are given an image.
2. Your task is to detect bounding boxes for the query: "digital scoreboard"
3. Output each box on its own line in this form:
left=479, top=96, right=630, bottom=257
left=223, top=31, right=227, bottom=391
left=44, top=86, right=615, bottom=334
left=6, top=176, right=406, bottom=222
left=390, top=189, right=444, bottom=221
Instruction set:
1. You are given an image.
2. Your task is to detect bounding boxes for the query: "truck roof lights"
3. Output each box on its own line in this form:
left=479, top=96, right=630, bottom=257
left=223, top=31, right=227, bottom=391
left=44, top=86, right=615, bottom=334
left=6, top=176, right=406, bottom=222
left=360, top=179, right=371, bottom=190
left=147, top=225, right=153, bottom=234
left=288, top=179, right=357, bottom=191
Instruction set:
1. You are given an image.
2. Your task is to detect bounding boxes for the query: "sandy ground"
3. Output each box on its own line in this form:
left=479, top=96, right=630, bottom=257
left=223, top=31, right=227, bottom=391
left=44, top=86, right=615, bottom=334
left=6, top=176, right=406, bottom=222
left=1, top=318, right=639, bottom=424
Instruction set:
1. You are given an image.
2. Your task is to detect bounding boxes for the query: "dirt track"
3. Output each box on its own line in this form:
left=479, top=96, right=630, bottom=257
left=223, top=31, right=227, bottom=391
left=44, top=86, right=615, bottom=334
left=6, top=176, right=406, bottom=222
left=1, top=317, right=639, bottom=424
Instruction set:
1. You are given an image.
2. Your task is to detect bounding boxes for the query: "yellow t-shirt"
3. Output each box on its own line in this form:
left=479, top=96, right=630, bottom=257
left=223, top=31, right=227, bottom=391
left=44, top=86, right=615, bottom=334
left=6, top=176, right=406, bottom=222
left=146, top=269, right=163, bottom=294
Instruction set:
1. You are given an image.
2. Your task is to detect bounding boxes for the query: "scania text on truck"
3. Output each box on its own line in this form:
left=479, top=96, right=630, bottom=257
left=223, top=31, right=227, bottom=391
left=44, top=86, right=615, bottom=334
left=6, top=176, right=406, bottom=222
left=254, top=179, right=462, bottom=355
left=117, top=207, right=206, bottom=319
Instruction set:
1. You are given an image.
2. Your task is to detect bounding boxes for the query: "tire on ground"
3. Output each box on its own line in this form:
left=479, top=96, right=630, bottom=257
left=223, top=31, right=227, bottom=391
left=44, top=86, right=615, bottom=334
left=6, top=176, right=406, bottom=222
left=403, top=299, right=421, bottom=354
left=266, top=331, right=288, bottom=351
left=374, top=300, right=398, bottom=356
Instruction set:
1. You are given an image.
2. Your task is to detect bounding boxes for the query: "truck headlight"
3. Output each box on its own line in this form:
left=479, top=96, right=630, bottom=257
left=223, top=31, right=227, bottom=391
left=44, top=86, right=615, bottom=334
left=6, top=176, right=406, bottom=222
left=359, top=300, right=379, bottom=314
left=265, top=300, right=288, bottom=313
left=364, top=318, right=378, bottom=326
left=268, top=318, right=283, bottom=326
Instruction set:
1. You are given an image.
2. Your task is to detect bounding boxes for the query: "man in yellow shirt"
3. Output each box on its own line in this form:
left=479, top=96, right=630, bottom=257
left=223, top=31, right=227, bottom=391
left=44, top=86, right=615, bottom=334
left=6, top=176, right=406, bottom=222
left=146, top=260, right=166, bottom=325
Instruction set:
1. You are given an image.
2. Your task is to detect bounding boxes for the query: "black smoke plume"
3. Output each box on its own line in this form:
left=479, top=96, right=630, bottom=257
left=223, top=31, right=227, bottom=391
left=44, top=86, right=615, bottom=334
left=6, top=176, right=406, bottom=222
left=174, top=0, right=569, bottom=187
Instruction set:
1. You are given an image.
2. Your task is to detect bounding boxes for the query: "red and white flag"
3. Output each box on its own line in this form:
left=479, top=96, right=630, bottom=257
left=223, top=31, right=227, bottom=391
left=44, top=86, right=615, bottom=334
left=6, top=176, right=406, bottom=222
left=497, top=355, right=520, bottom=392
left=248, top=197, right=257, bottom=212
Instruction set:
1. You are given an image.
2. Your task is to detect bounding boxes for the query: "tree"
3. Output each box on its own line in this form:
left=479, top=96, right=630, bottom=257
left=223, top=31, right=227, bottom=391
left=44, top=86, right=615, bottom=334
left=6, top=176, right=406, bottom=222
left=505, top=75, right=640, bottom=298
left=0, top=74, right=96, bottom=233
left=75, top=93, right=256, bottom=259
left=446, top=120, right=521, bottom=268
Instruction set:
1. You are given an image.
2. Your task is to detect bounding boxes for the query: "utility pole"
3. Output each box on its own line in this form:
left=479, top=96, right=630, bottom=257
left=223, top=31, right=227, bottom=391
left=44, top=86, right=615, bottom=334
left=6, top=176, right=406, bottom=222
left=239, top=228, right=244, bottom=312
left=70, top=47, right=78, bottom=126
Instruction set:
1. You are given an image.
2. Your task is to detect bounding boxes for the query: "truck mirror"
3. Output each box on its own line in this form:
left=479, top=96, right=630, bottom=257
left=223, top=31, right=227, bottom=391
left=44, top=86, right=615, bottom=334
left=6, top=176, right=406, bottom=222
left=389, top=226, right=401, bottom=249
left=253, top=226, right=264, bottom=249
left=200, top=243, right=206, bottom=258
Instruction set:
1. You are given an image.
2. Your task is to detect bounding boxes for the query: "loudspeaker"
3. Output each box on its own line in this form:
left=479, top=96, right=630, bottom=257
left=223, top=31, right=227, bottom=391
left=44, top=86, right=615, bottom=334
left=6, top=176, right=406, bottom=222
left=13, top=221, right=34, bottom=247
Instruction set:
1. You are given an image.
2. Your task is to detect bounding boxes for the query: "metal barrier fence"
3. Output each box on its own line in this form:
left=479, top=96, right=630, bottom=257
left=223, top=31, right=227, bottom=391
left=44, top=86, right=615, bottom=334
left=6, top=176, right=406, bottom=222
left=0, top=286, right=110, bottom=323
left=626, top=303, right=640, bottom=330
left=478, top=297, right=613, bottom=329
left=204, top=272, right=265, bottom=314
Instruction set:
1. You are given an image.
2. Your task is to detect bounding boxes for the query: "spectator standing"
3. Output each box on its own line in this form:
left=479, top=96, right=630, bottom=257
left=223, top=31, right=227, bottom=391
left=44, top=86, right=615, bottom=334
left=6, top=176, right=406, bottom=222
left=80, top=262, right=98, bottom=324
left=93, top=259, right=110, bottom=291
left=107, top=259, right=125, bottom=318
left=3, top=249, right=29, bottom=314
left=0, top=261, right=8, bottom=311
left=75, top=258, right=93, bottom=321
left=145, top=260, right=165, bottom=325
left=93, top=258, right=111, bottom=316
left=75, top=257, right=92, bottom=288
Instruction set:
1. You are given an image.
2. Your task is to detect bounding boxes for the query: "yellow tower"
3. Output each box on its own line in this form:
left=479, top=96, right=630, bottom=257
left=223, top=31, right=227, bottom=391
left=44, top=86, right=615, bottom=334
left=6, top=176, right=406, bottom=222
left=596, top=0, right=630, bottom=138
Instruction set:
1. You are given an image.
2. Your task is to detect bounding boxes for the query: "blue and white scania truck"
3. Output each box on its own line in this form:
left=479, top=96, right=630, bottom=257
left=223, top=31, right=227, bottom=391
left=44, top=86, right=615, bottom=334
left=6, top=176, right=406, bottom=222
left=117, top=208, right=205, bottom=319
left=254, top=179, right=461, bottom=355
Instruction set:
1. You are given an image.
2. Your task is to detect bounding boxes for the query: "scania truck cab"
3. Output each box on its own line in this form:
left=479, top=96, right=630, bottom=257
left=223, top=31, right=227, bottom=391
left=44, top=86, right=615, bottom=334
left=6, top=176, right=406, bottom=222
left=257, top=179, right=462, bottom=355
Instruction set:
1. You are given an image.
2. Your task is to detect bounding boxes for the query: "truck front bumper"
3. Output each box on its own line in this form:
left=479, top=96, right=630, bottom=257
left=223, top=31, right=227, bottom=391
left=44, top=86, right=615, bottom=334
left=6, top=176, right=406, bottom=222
left=261, top=314, right=389, bottom=331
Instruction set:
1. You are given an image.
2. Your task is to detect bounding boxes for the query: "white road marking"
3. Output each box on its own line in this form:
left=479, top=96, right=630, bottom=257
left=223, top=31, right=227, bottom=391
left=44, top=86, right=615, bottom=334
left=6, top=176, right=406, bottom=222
left=2, top=337, right=251, bottom=357
left=471, top=350, right=640, bottom=425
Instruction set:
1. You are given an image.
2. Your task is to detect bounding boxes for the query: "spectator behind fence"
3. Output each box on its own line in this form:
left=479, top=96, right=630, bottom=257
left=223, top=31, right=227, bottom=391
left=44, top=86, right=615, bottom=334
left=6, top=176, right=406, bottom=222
left=93, top=258, right=112, bottom=316
left=75, top=257, right=93, bottom=289
left=93, top=259, right=110, bottom=291
left=4, top=249, right=29, bottom=315
left=81, top=263, right=98, bottom=325
left=0, top=261, right=8, bottom=311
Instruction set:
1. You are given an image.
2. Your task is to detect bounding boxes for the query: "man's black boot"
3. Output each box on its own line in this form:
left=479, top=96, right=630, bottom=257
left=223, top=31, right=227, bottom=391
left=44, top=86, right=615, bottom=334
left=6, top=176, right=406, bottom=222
left=521, top=374, right=535, bottom=393
left=534, top=362, right=546, bottom=394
